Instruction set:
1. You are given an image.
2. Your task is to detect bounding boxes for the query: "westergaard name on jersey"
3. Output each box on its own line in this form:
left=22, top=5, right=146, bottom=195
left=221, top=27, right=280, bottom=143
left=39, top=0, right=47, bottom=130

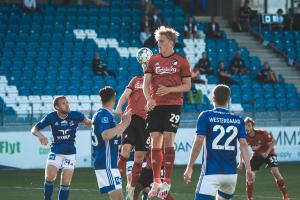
left=209, top=117, right=241, bottom=124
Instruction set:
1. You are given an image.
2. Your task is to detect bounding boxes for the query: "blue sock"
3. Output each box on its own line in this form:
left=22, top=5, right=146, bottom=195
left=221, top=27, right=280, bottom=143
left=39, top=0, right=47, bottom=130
left=44, top=180, right=54, bottom=200
left=58, top=185, right=70, bottom=200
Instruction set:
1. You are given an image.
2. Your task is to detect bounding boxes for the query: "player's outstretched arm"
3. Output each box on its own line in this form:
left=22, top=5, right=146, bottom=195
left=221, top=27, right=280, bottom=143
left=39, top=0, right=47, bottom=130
left=184, top=135, right=204, bottom=184
left=101, top=111, right=132, bottom=141
left=156, top=77, right=191, bottom=96
left=31, top=126, right=48, bottom=146
left=115, top=88, right=132, bottom=116
left=239, top=138, right=255, bottom=183
left=82, top=116, right=92, bottom=128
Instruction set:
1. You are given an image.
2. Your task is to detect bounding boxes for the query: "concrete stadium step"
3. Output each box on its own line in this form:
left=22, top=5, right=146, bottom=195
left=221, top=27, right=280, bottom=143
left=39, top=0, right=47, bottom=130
left=219, top=17, right=300, bottom=92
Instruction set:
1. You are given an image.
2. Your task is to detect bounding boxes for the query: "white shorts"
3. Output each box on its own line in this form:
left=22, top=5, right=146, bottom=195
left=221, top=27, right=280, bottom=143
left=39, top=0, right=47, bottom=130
left=46, top=153, right=76, bottom=170
left=95, top=168, right=122, bottom=194
left=196, top=174, right=237, bottom=200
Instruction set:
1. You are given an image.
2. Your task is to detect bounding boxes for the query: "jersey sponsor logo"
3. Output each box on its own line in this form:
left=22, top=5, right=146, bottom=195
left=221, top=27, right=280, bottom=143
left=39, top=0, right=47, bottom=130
left=101, top=117, right=109, bottom=123
left=134, top=81, right=143, bottom=89
left=155, top=66, right=177, bottom=74
left=57, top=129, right=71, bottom=140
left=154, top=62, right=177, bottom=74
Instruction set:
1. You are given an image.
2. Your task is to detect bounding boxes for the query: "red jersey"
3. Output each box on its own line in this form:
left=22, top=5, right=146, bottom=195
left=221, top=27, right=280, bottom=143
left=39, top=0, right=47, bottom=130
left=246, top=129, right=275, bottom=157
left=144, top=53, right=191, bottom=106
left=124, top=76, right=147, bottom=119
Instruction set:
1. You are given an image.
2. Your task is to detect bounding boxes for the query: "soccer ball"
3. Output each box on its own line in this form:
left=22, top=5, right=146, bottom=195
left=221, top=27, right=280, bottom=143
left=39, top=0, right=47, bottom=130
left=136, top=47, right=153, bottom=65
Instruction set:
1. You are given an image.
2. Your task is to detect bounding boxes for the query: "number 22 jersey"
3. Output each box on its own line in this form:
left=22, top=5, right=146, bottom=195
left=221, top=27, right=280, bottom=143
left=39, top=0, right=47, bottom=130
left=196, top=108, right=246, bottom=175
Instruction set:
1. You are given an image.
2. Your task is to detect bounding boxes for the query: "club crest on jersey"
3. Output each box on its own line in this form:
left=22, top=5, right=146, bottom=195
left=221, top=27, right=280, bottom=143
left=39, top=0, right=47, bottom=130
left=55, top=122, right=59, bottom=126
left=69, top=121, right=74, bottom=126
left=61, top=120, right=68, bottom=126
left=101, top=117, right=109, bottom=123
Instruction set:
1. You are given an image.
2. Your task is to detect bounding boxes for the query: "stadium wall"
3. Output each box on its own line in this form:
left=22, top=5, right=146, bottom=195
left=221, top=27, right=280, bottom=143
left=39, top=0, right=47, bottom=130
left=0, top=127, right=300, bottom=169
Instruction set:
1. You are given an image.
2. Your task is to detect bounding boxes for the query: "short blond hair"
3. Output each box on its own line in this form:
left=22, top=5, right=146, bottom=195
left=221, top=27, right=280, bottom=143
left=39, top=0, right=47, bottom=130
left=154, top=26, right=179, bottom=45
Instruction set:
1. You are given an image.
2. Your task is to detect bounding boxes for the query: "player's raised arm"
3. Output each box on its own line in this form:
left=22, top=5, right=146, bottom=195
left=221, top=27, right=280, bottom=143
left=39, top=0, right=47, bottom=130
left=115, top=88, right=132, bottom=115
left=82, top=116, right=92, bottom=128
left=101, top=111, right=132, bottom=142
left=184, top=135, right=204, bottom=184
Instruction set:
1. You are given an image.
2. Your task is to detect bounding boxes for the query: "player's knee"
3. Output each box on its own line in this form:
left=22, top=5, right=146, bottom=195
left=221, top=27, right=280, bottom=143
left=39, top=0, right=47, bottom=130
left=45, top=170, right=57, bottom=182
left=61, top=170, right=74, bottom=185
left=163, top=132, right=175, bottom=147
left=121, top=144, right=131, bottom=158
left=134, top=153, right=144, bottom=163
left=61, top=176, right=72, bottom=186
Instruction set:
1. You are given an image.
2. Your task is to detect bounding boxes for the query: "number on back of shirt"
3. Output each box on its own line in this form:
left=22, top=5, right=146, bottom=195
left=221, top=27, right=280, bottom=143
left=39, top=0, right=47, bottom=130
left=212, top=125, right=238, bottom=151
left=169, top=113, right=180, bottom=123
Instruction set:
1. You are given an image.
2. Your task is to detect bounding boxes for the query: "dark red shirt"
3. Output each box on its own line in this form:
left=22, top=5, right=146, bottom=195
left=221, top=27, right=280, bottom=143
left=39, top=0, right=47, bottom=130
left=124, top=76, right=147, bottom=119
left=246, top=129, right=275, bottom=157
left=144, top=53, right=191, bottom=106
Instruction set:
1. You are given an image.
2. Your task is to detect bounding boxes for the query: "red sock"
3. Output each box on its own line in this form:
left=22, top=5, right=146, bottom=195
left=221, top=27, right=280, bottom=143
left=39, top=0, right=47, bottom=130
left=145, top=150, right=152, bottom=169
left=276, top=179, right=288, bottom=198
left=164, top=147, right=175, bottom=184
left=151, top=148, right=163, bottom=183
left=117, top=155, right=127, bottom=177
left=246, top=182, right=253, bottom=200
left=130, top=162, right=142, bottom=187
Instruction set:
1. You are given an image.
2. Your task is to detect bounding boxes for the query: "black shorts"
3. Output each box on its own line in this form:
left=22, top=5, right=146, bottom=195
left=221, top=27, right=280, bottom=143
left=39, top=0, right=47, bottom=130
left=146, top=105, right=182, bottom=133
left=122, top=115, right=149, bottom=151
left=250, top=155, right=279, bottom=171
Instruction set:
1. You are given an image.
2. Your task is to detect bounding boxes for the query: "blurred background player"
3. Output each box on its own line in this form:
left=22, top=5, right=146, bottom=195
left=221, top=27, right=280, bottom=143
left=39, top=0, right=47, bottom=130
left=30, top=96, right=92, bottom=200
left=238, top=117, right=289, bottom=200
left=92, top=86, right=132, bottom=200
left=143, top=26, right=191, bottom=198
left=115, top=49, right=150, bottom=200
left=184, top=84, right=254, bottom=200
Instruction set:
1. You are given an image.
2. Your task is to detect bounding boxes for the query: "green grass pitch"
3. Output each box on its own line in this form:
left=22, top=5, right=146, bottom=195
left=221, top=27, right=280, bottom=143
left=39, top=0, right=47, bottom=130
left=0, top=163, right=299, bottom=199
